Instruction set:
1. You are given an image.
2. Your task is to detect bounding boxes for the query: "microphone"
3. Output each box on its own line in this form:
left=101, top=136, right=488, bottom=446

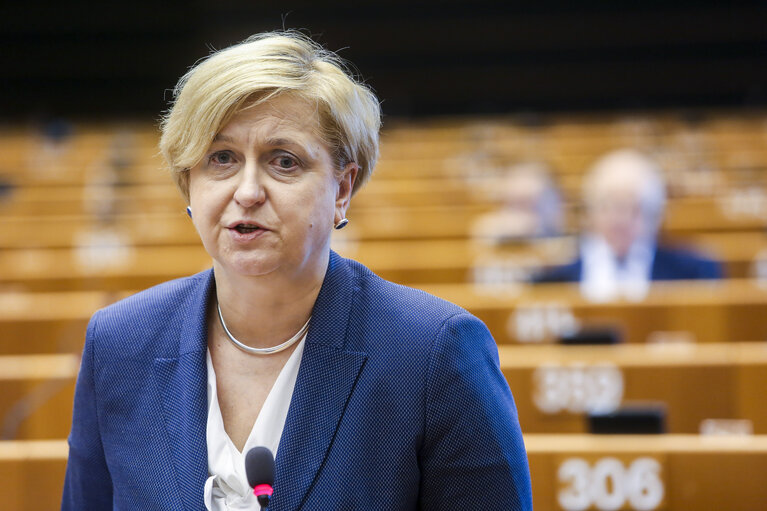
left=245, top=446, right=275, bottom=510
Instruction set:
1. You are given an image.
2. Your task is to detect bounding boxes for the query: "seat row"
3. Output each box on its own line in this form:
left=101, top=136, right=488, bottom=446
left=3, top=434, right=766, bottom=510
left=2, top=342, right=765, bottom=439
left=3, top=281, right=767, bottom=353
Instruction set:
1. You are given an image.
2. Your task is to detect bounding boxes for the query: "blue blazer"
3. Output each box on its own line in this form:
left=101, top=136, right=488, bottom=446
left=62, top=251, right=532, bottom=510
left=534, top=245, right=723, bottom=283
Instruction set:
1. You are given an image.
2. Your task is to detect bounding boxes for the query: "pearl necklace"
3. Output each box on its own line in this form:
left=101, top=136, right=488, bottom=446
left=216, top=301, right=310, bottom=355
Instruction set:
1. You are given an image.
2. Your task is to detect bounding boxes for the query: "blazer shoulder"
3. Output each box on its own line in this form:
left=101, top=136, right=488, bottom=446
left=88, top=270, right=213, bottom=359
left=347, top=257, right=469, bottom=321
left=96, top=269, right=211, bottom=323
left=340, top=257, right=482, bottom=355
left=340, top=257, right=500, bottom=397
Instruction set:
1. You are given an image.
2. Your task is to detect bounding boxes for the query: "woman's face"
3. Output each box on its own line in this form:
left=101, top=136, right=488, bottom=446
left=188, top=95, right=355, bottom=280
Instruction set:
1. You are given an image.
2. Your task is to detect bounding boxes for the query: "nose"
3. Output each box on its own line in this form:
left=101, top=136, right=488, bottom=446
left=233, top=164, right=266, bottom=207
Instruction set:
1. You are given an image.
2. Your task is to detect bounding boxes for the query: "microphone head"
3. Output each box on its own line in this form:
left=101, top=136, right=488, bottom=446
left=245, top=446, right=275, bottom=489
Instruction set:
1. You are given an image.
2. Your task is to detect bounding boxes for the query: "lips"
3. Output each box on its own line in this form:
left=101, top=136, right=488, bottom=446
left=227, top=220, right=267, bottom=231
left=234, top=223, right=261, bottom=234
left=226, top=220, right=269, bottom=241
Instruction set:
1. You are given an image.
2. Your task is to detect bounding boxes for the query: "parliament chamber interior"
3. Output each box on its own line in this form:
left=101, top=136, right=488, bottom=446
left=2, top=2, right=767, bottom=510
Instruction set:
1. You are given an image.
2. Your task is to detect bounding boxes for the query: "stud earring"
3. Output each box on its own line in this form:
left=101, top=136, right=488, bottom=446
left=186, top=206, right=192, bottom=219
left=334, top=218, right=349, bottom=230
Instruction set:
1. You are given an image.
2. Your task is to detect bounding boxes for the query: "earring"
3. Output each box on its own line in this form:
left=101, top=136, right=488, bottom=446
left=186, top=206, right=192, bottom=219
left=334, top=218, right=349, bottom=230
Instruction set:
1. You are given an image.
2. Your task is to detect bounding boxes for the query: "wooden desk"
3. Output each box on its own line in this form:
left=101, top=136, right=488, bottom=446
left=0, top=440, right=69, bottom=511
left=0, top=230, right=763, bottom=293
left=0, top=355, right=78, bottom=440
left=0, top=212, right=199, bottom=249
left=0, top=245, right=211, bottom=292
left=0, top=195, right=764, bottom=250
left=3, top=435, right=766, bottom=510
left=4, top=278, right=767, bottom=352
left=3, top=114, right=765, bottom=187
left=0, top=183, right=185, bottom=216
left=0, top=291, right=112, bottom=353
left=3, top=158, right=765, bottom=218
left=500, top=342, right=767, bottom=434
left=419, top=280, right=767, bottom=344
left=3, top=341, right=764, bottom=440
left=338, top=232, right=767, bottom=283
left=526, top=434, right=767, bottom=511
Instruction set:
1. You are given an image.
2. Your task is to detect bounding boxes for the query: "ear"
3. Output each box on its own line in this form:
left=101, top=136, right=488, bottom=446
left=335, top=162, right=358, bottom=224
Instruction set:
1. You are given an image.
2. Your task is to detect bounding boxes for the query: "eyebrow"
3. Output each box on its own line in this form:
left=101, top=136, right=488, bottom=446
left=212, top=134, right=235, bottom=143
left=212, top=134, right=301, bottom=147
left=211, top=134, right=317, bottom=158
left=269, top=137, right=323, bottom=161
left=265, top=137, right=301, bottom=148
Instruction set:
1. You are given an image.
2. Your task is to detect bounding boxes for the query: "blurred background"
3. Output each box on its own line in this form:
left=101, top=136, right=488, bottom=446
left=3, top=0, right=767, bottom=117
left=2, top=1, right=767, bottom=509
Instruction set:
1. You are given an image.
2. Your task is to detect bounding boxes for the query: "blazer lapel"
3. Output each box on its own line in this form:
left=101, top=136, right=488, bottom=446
left=271, top=252, right=367, bottom=511
left=153, top=270, right=214, bottom=511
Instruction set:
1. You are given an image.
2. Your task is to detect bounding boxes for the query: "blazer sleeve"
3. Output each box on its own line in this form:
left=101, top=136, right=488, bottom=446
left=418, top=313, right=533, bottom=510
left=61, top=312, right=114, bottom=510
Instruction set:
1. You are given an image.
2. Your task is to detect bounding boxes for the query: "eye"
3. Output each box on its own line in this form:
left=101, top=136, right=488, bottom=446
left=271, top=154, right=300, bottom=172
left=209, top=151, right=235, bottom=166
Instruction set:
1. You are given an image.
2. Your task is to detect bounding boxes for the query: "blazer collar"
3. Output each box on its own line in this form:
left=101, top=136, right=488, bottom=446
left=153, top=253, right=367, bottom=510
left=271, top=251, right=368, bottom=510
left=153, top=269, right=214, bottom=510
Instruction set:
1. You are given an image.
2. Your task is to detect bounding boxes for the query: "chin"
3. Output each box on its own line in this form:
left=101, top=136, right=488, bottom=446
left=218, top=253, right=282, bottom=277
left=212, top=241, right=330, bottom=280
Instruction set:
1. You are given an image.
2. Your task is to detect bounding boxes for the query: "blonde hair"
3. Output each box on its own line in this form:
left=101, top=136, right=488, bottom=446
left=159, top=31, right=381, bottom=202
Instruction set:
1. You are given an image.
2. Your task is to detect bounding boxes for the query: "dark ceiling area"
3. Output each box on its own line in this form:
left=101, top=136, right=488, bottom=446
left=3, top=1, right=767, bottom=120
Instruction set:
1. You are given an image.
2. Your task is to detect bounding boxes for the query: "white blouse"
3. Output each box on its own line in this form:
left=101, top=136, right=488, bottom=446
left=203, top=336, right=306, bottom=510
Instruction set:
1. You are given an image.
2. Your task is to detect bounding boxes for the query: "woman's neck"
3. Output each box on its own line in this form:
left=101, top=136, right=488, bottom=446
left=211, top=258, right=327, bottom=349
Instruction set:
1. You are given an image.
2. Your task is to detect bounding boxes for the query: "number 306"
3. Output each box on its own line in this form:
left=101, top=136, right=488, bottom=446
left=557, top=457, right=664, bottom=511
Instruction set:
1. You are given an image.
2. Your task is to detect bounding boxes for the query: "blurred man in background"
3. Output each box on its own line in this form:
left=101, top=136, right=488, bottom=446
left=535, top=149, right=722, bottom=301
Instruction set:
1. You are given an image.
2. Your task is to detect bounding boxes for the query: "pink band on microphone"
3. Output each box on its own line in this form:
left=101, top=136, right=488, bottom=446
left=253, top=484, right=274, bottom=497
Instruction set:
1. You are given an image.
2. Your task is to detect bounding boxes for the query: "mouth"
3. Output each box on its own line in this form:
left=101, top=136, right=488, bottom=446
left=229, top=222, right=265, bottom=234
left=232, top=223, right=263, bottom=234
left=226, top=219, right=269, bottom=240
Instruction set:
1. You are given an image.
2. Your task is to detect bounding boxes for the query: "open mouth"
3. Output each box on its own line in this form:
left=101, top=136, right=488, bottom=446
left=234, top=224, right=261, bottom=234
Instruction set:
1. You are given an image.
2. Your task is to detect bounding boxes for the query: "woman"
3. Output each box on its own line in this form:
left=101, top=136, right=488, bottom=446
left=62, top=31, right=532, bottom=510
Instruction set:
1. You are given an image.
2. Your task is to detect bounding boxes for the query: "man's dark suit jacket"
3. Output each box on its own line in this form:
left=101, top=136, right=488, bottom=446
left=534, top=245, right=723, bottom=283
left=62, top=251, right=532, bottom=510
